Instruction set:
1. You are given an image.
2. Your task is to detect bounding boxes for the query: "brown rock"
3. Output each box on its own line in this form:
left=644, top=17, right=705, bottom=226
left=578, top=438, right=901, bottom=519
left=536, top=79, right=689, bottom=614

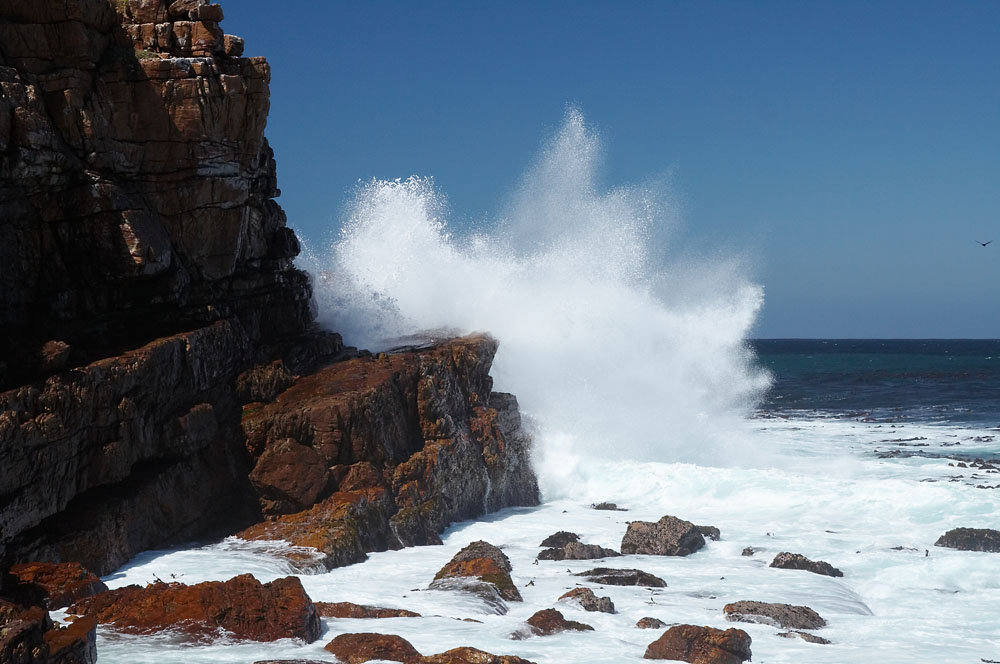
left=558, top=587, right=615, bottom=613
left=323, top=632, right=421, bottom=663
left=643, top=624, right=752, bottom=663
left=524, top=608, right=594, bottom=636
left=723, top=600, right=826, bottom=630
left=575, top=567, right=667, bottom=588
left=539, top=531, right=579, bottom=548
left=934, top=527, right=1000, bottom=552
left=43, top=614, right=98, bottom=664
left=621, top=515, right=706, bottom=556
left=5, top=562, right=108, bottom=610
left=70, top=574, right=321, bottom=642
left=315, top=602, right=420, bottom=619
left=423, top=647, right=536, bottom=664
left=432, top=541, right=522, bottom=602
left=249, top=438, right=332, bottom=515
left=637, top=617, right=667, bottom=629
left=538, top=541, right=620, bottom=561
left=591, top=502, right=627, bottom=511
left=769, top=552, right=844, bottom=577
left=0, top=600, right=52, bottom=663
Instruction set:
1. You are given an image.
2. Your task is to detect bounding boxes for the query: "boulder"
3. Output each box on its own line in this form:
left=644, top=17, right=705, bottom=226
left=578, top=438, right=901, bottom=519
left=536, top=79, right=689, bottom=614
left=558, top=587, right=615, bottom=613
left=324, top=633, right=421, bottom=663
left=431, top=541, right=522, bottom=602
left=538, top=541, right=620, bottom=561
left=5, top=562, right=108, bottom=610
left=723, top=600, right=826, bottom=630
left=539, top=532, right=579, bottom=548
left=637, top=617, right=667, bottom=629
left=934, top=527, right=1000, bottom=552
left=575, top=567, right=667, bottom=588
left=315, top=602, right=420, bottom=619
left=621, top=516, right=706, bottom=556
left=69, top=574, right=321, bottom=642
left=643, top=624, right=752, bottom=663
left=524, top=608, right=594, bottom=636
left=769, top=552, right=843, bottom=577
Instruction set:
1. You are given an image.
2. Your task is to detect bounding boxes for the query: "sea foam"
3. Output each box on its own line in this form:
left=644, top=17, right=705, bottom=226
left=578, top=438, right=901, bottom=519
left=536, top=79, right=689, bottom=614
left=301, top=109, right=770, bottom=497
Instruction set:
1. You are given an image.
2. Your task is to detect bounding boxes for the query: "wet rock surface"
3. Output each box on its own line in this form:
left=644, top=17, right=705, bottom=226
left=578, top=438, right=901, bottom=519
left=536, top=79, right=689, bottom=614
left=575, top=567, right=667, bottom=587
left=637, top=617, right=668, bottom=629
left=69, top=574, right=321, bottom=642
left=538, top=541, right=620, bottom=561
left=557, top=587, right=615, bottom=613
left=315, top=602, right=420, bottom=619
left=621, top=515, right=707, bottom=556
left=777, top=630, right=831, bottom=644
left=934, top=527, right=1000, bottom=552
left=523, top=608, right=594, bottom=636
left=643, top=624, right=752, bottom=663
left=432, top=541, right=522, bottom=602
left=723, top=600, right=826, bottom=630
left=769, top=552, right=844, bottom=577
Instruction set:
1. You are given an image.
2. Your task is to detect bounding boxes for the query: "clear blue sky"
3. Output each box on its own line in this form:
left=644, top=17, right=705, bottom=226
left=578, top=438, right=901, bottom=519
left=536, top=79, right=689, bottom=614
left=222, top=1, right=999, bottom=338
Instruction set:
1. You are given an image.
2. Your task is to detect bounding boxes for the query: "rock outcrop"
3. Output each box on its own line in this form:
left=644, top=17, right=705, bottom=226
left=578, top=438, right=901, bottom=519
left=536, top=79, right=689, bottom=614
left=431, top=541, right=522, bottom=602
left=643, top=624, right=752, bottom=663
left=621, top=515, right=707, bottom=557
left=769, top=552, right=843, bottom=577
left=3, top=562, right=107, bottom=610
left=69, top=574, right=321, bottom=642
left=934, top=527, right=1000, bottom=552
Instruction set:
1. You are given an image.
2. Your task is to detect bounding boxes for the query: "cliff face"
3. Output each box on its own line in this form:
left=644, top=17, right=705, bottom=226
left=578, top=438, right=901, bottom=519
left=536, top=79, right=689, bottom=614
left=0, top=0, right=539, bottom=582
left=0, top=0, right=310, bottom=388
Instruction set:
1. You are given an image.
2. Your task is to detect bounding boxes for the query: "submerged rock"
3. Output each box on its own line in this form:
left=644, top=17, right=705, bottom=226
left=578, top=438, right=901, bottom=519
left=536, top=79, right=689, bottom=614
left=777, top=631, right=831, bottom=645
left=934, top=527, right=1000, bottom=552
left=315, top=602, right=420, bottom=619
left=558, top=587, right=616, bottom=613
left=592, top=502, right=627, bottom=511
left=723, top=600, right=826, bottom=630
left=643, top=624, right=752, bottom=663
left=696, top=526, right=721, bottom=542
left=769, top=552, right=843, bottom=577
left=523, top=608, right=595, bottom=636
left=575, top=568, right=667, bottom=588
left=621, top=516, right=706, bottom=556
left=70, top=574, right=321, bottom=643
left=637, top=617, right=668, bottom=629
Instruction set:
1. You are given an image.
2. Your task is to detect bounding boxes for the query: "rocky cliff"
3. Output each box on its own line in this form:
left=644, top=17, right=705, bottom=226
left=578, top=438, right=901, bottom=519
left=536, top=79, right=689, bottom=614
left=0, top=0, right=538, bottom=593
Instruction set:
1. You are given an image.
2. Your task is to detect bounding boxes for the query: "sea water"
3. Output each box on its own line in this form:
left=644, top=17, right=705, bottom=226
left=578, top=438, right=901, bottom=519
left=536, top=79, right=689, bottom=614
left=94, top=113, right=1000, bottom=663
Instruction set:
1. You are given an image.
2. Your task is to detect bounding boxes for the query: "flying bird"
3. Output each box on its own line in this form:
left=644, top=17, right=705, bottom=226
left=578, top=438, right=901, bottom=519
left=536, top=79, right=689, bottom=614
left=976, top=240, right=992, bottom=247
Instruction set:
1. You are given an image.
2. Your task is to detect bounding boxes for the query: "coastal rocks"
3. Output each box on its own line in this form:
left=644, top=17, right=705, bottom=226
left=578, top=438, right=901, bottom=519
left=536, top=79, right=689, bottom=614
left=538, top=541, right=620, bottom=561
left=723, top=600, right=826, bottom=630
left=239, top=336, right=539, bottom=563
left=431, top=541, right=522, bottom=602
left=523, top=609, right=594, bottom=636
left=4, top=562, right=107, bottom=610
left=769, top=552, right=844, bottom=577
left=620, top=516, right=707, bottom=556
left=324, top=633, right=421, bottom=663
left=575, top=568, right=667, bottom=588
left=643, top=624, right=752, bottom=663
left=42, top=615, right=98, bottom=664
left=69, top=574, right=321, bottom=642
left=934, top=527, right=1000, bottom=552
left=637, top=617, right=668, bottom=629
left=315, top=602, right=420, bottom=619
left=557, top=587, right=615, bottom=613
left=0, top=598, right=98, bottom=664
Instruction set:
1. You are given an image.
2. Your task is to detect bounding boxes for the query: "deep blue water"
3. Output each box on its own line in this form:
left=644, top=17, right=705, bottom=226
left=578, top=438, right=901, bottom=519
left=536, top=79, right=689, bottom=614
left=752, top=339, right=1000, bottom=425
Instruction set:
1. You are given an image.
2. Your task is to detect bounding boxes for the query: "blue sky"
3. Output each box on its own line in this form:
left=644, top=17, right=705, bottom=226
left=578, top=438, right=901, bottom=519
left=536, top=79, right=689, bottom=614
left=223, top=1, right=999, bottom=338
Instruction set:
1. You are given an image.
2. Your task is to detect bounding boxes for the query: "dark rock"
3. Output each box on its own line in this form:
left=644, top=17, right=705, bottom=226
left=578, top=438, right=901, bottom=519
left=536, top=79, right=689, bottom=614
left=592, top=502, right=627, bottom=511
left=621, top=516, right=706, bottom=556
left=538, top=541, right=620, bottom=561
left=637, top=617, right=667, bottom=629
left=43, top=614, right=98, bottom=664
left=70, top=574, right=321, bottom=642
left=643, top=624, right=752, bottom=663
left=524, top=608, right=594, bottom=636
left=934, top=528, right=1000, bottom=552
left=769, top=552, right=843, bottom=577
left=696, top=526, right=721, bottom=541
left=723, top=600, right=826, bottom=630
left=777, top=631, right=831, bottom=644
left=0, top=600, right=51, bottom=663
left=5, top=562, right=107, bottom=610
left=557, top=587, right=615, bottom=613
left=740, top=547, right=757, bottom=557
left=431, top=541, right=522, bottom=602
left=575, top=568, right=667, bottom=588
left=539, top=531, right=579, bottom=548
left=315, top=602, right=420, bottom=619
left=323, top=633, right=420, bottom=663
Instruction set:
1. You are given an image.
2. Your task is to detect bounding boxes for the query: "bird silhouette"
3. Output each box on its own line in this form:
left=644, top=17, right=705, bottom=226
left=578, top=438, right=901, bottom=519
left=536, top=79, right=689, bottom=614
left=976, top=240, right=993, bottom=247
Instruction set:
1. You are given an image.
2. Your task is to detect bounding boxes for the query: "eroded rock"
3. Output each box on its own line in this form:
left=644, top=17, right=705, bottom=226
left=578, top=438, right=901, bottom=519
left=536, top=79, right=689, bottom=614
left=643, top=624, right=752, bottom=663
left=621, top=516, right=706, bottom=556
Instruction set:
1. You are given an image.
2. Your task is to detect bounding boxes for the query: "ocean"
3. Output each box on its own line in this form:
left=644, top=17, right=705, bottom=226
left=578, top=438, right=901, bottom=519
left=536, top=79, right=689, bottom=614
left=86, top=113, right=1000, bottom=663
